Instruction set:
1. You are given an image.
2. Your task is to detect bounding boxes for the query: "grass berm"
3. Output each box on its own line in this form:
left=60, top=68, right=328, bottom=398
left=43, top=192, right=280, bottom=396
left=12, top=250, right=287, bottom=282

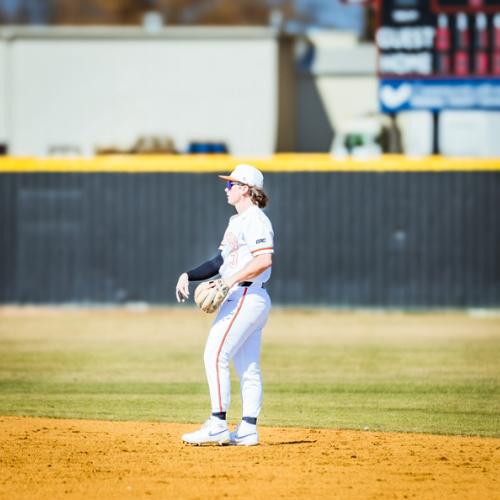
left=0, top=307, right=498, bottom=436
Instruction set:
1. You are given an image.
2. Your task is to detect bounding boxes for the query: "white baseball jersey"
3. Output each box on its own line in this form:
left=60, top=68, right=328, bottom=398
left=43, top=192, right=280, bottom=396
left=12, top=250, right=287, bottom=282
left=218, top=205, right=274, bottom=283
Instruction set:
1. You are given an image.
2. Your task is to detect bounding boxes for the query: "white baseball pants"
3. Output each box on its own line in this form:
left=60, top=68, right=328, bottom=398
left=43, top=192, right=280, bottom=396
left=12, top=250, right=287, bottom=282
left=203, top=284, right=271, bottom=418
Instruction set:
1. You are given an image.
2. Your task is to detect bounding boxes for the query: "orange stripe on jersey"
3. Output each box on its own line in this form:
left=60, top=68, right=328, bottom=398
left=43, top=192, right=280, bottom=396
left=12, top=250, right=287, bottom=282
left=251, top=247, right=273, bottom=254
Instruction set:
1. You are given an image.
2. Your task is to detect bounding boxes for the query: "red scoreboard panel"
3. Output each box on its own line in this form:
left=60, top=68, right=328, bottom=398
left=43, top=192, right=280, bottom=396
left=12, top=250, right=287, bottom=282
left=432, top=0, right=500, bottom=13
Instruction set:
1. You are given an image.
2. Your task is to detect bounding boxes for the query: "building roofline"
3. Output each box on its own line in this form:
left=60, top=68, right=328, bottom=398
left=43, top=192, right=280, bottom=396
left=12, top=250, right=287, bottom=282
left=0, top=25, right=293, bottom=41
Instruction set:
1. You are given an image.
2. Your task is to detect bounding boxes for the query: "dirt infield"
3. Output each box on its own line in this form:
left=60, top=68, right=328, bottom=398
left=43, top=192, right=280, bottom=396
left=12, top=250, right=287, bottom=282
left=1, top=416, right=499, bottom=499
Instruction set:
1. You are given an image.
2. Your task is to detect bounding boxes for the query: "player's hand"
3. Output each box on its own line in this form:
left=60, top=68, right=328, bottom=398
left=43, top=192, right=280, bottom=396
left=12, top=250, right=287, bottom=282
left=175, top=273, right=189, bottom=303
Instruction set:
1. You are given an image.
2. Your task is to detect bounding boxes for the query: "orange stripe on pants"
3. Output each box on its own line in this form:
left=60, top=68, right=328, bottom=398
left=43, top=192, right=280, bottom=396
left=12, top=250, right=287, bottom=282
left=215, top=288, right=248, bottom=412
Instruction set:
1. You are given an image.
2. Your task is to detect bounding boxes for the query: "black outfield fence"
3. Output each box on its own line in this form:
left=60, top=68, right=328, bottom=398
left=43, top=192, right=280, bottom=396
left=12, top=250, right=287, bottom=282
left=1, top=163, right=499, bottom=307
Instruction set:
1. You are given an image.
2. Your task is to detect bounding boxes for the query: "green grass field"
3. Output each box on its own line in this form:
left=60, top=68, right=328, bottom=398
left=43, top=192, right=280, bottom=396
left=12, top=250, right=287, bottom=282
left=0, top=307, right=499, bottom=437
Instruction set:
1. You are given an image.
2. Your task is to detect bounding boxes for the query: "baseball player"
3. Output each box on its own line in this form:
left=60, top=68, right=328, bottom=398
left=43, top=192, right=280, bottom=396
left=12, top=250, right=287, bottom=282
left=175, top=164, right=274, bottom=446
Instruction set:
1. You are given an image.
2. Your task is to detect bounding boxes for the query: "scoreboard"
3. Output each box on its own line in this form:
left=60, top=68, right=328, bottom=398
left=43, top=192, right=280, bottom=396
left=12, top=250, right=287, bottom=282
left=377, top=0, right=500, bottom=111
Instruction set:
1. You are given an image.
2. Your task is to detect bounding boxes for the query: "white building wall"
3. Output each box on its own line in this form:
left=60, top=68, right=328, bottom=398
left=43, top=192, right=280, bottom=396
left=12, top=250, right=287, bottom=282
left=316, top=76, right=378, bottom=132
left=1, top=28, right=279, bottom=156
left=306, top=37, right=379, bottom=144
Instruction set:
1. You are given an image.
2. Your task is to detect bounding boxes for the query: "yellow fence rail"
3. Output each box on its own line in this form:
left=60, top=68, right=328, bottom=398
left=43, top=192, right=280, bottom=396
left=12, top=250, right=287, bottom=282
left=1, top=154, right=500, bottom=173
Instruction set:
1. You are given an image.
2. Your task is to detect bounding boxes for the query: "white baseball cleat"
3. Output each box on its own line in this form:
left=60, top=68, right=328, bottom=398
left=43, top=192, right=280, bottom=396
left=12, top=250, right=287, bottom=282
left=230, top=421, right=259, bottom=446
left=182, top=417, right=230, bottom=446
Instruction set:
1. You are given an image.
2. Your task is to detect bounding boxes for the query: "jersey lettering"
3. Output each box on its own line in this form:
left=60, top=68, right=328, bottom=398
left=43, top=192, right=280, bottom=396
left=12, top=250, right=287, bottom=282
left=219, top=206, right=274, bottom=282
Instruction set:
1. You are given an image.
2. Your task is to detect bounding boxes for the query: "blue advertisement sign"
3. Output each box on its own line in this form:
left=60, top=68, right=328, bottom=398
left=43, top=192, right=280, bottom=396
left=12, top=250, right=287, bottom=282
left=379, top=79, right=500, bottom=111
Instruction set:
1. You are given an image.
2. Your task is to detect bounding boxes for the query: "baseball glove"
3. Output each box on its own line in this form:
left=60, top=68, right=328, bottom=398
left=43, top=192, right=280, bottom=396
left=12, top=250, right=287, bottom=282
left=194, top=279, right=230, bottom=314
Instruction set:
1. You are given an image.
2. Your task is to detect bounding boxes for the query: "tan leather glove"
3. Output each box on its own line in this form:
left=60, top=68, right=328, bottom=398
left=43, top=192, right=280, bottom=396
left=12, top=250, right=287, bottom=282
left=194, top=279, right=230, bottom=313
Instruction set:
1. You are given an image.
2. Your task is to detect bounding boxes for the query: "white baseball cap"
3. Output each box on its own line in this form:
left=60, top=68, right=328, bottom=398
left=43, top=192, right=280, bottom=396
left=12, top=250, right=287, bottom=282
left=219, top=164, right=264, bottom=189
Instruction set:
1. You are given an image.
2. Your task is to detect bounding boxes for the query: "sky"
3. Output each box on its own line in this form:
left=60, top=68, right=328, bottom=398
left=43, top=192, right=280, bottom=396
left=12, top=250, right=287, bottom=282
left=293, top=0, right=364, bottom=33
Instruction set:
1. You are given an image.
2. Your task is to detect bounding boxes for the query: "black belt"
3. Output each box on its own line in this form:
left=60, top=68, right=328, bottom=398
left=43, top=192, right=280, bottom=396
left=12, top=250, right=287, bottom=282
left=239, top=281, right=266, bottom=288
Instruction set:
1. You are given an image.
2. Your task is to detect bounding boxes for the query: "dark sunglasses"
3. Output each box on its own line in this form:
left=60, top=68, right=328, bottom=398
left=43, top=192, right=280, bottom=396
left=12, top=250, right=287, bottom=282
left=226, top=181, right=243, bottom=190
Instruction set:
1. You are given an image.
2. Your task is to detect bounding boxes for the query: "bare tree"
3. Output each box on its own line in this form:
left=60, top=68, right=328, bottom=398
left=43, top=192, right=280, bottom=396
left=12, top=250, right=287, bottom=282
left=1, top=0, right=296, bottom=27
